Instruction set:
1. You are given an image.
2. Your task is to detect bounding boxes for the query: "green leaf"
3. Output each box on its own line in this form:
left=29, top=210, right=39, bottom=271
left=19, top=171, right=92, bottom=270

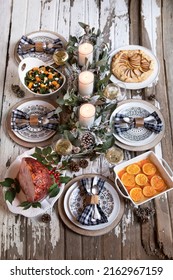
left=23, top=204, right=32, bottom=210
left=52, top=158, right=60, bottom=165
left=5, top=189, right=16, bottom=204
left=42, top=159, right=49, bottom=165
left=64, top=130, right=81, bottom=147
left=56, top=96, right=65, bottom=105
left=19, top=201, right=31, bottom=207
left=0, top=178, right=15, bottom=187
left=35, top=147, right=42, bottom=154
left=32, top=202, right=41, bottom=208
left=78, top=22, right=88, bottom=29
left=59, top=176, right=71, bottom=184
left=49, top=187, right=60, bottom=198
left=46, top=165, right=52, bottom=170
left=68, top=35, right=78, bottom=43
left=96, top=136, right=115, bottom=152
left=31, top=153, right=44, bottom=162
left=48, top=183, right=58, bottom=193
left=42, top=146, right=52, bottom=155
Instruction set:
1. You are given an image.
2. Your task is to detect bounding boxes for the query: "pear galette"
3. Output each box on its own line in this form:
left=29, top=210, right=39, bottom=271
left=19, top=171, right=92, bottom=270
left=111, top=49, right=154, bottom=83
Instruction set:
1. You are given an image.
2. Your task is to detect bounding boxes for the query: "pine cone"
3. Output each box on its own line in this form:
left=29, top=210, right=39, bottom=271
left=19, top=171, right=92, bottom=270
left=68, top=160, right=80, bottom=172
left=134, top=206, right=155, bottom=224
left=17, top=89, right=25, bottom=98
left=11, top=84, right=25, bottom=98
left=81, top=132, right=95, bottom=149
left=79, top=159, right=88, bottom=168
left=41, top=214, right=51, bottom=223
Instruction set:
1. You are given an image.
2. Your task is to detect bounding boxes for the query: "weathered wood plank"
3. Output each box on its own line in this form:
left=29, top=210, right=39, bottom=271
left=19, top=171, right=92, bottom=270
left=129, top=0, right=140, bottom=45
left=56, top=0, right=71, bottom=41
left=140, top=0, right=173, bottom=259
left=40, top=0, right=57, bottom=30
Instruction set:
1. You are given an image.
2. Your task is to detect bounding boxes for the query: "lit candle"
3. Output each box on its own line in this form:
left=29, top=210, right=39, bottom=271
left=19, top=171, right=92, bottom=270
left=78, top=42, right=93, bottom=66
left=79, top=103, right=96, bottom=128
left=78, top=71, right=94, bottom=97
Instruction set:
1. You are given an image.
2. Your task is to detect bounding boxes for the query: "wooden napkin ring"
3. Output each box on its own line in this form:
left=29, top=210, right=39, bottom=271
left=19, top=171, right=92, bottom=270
left=135, top=117, right=144, bottom=127
left=86, top=194, right=99, bottom=205
left=29, top=114, right=39, bottom=126
left=35, top=42, right=44, bottom=52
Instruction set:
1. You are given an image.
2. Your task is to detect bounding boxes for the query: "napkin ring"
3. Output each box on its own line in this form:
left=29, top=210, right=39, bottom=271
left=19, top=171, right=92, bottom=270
left=35, top=42, right=46, bottom=52
left=86, top=194, right=99, bottom=205
left=29, top=114, right=39, bottom=126
left=134, top=117, right=144, bottom=127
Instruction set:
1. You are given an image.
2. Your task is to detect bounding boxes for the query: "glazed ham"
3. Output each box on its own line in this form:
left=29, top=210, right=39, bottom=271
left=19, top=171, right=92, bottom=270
left=18, top=157, right=53, bottom=202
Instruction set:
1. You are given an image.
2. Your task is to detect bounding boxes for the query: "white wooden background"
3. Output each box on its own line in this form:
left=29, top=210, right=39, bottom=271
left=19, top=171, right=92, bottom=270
left=0, top=0, right=173, bottom=260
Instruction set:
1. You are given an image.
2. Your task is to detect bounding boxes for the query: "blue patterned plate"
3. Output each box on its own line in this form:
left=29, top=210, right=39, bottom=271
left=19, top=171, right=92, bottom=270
left=110, top=100, right=162, bottom=147
left=64, top=176, right=121, bottom=231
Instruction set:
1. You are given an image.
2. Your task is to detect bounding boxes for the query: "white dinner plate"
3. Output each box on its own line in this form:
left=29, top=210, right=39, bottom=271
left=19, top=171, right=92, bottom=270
left=3, top=148, right=64, bottom=218
left=12, top=100, right=57, bottom=143
left=14, top=30, right=67, bottom=65
left=109, top=45, right=160, bottom=90
left=63, top=177, right=121, bottom=231
left=110, top=99, right=165, bottom=151
left=110, top=101, right=158, bottom=147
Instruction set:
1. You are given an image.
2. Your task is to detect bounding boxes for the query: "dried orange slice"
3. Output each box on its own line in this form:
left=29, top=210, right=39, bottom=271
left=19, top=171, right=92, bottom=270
left=151, top=175, right=165, bottom=191
left=126, top=164, right=141, bottom=175
left=143, top=185, right=157, bottom=197
left=118, top=169, right=126, bottom=179
left=135, top=173, right=148, bottom=186
left=121, top=172, right=135, bottom=187
left=142, top=163, right=156, bottom=176
left=126, top=185, right=136, bottom=192
left=137, top=159, right=151, bottom=168
left=130, top=187, right=144, bottom=202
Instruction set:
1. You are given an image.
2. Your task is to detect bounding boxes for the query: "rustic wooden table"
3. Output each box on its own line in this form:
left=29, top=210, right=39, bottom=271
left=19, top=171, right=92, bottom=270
left=0, top=0, right=173, bottom=260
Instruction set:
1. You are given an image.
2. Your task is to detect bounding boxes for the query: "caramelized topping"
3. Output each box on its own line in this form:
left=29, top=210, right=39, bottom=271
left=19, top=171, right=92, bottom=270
left=111, top=49, right=154, bottom=83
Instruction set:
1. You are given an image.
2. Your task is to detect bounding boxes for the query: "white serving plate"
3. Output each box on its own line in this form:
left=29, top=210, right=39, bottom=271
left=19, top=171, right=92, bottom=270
left=109, top=45, right=160, bottom=90
left=113, top=151, right=173, bottom=206
left=110, top=99, right=165, bottom=151
left=12, top=99, right=57, bottom=143
left=63, top=178, right=121, bottom=231
left=4, top=148, right=64, bottom=218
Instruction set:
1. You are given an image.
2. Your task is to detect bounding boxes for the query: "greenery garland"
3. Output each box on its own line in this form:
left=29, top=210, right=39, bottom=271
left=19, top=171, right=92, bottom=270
left=54, top=22, right=117, bottom=162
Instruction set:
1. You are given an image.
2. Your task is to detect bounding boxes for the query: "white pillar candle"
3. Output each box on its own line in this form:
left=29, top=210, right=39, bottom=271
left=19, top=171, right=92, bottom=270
left=78, top=42, right=93, bottom=66
left=78, top=71, right=94, bottom=97
left=79, top=103, right=96, bottom=128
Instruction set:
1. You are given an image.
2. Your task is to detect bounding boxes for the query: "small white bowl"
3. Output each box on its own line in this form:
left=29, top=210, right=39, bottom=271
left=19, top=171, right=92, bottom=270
left=18, top=57, right=66, bottom=98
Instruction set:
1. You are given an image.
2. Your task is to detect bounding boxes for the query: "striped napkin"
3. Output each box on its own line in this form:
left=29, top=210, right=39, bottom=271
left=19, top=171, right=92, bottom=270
left=114, top=111, right=163, bottom=134
left=11, top=109, right=59, bottom=131
left=17, top=35, right=63, bottom=55
left=77, top=177, right=108, bottom=226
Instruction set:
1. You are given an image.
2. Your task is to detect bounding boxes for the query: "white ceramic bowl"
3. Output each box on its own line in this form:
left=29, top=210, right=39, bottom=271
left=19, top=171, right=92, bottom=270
left=18, top=57, right=66, bottom=98
left=114, top=151, right=173, bottom=206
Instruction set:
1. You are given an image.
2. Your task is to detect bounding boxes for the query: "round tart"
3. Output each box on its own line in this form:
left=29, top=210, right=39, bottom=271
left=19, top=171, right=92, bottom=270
left=111, top=49, right=155, bottom=83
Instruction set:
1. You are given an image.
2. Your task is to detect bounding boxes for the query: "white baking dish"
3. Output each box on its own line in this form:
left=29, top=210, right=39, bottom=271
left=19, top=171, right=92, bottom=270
left=113, top=151, right=173, bottom=206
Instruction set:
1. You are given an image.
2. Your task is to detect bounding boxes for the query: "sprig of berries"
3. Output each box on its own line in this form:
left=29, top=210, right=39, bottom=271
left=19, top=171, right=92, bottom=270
left=49, top=168, right=61, bottom=184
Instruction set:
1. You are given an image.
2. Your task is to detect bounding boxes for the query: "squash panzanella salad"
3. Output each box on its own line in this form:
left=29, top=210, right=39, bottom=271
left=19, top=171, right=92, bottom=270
left=24, top=65, right=64, bottom=94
